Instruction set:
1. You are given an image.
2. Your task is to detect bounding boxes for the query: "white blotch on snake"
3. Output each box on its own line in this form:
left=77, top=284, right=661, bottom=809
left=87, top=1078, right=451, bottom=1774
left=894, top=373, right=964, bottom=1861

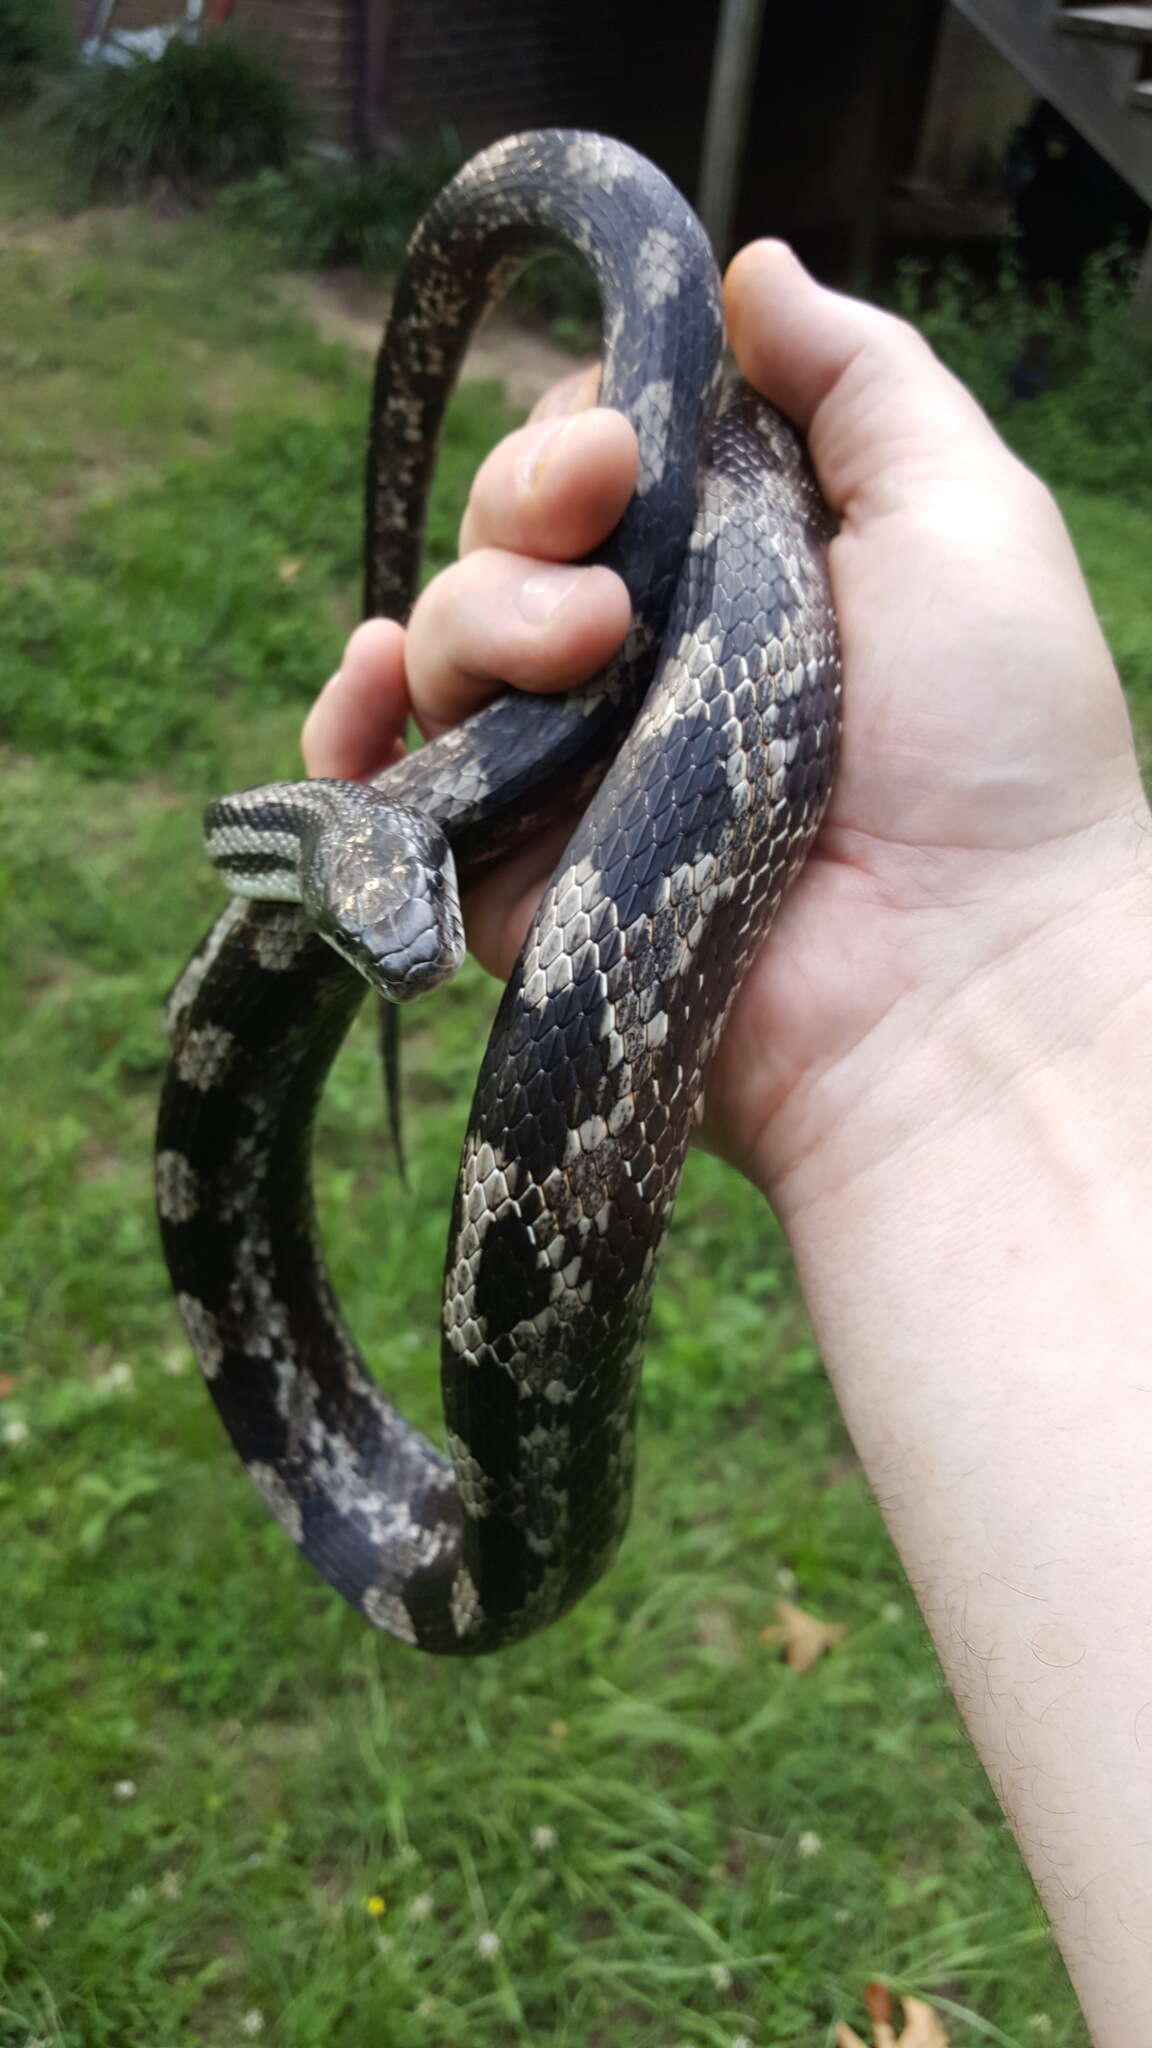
left=176, top=1024, right=236, bottom=1093
left=156, top=1150, right=199, bottom=1223
left=248, top=1462, right=304, bottom=1544
left=177, top=1293, right=223, bottom=1377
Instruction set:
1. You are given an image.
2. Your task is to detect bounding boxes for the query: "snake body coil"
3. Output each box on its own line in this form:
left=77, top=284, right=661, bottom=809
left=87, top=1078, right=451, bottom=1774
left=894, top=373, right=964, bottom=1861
left=156, top=131, right=841, bottom=1654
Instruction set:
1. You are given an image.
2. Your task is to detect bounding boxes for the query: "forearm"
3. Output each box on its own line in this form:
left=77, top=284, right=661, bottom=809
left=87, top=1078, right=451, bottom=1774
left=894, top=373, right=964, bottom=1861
left=771, top=873, right=1152, bottom=2040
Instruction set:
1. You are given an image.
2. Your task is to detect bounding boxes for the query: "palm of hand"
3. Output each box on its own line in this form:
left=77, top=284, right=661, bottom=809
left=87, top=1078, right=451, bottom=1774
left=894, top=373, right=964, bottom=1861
left=701, top=462, right=1138, bottom=1190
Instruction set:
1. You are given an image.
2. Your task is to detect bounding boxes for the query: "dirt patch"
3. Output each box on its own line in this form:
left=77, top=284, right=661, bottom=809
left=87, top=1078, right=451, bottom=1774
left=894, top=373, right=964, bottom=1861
left=277, top=267, right=593, bottom=413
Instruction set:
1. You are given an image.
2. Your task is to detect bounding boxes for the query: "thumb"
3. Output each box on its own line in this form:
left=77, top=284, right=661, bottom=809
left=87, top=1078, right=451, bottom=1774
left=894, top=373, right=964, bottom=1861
left=723, top=240, right=1025, bottom=521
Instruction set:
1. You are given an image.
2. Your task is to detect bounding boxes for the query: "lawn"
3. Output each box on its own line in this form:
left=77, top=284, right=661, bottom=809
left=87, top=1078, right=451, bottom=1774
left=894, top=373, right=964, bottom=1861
left=3, top=122, right=1150, bottom=2048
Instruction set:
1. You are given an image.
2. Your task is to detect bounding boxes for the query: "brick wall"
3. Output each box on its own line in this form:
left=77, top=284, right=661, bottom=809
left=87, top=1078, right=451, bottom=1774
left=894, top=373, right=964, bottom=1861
left=365, top=0, right=637, bottom=157
left=238, top=0, right=359, bottom=149
left=73, top=0, right=186, bottom=31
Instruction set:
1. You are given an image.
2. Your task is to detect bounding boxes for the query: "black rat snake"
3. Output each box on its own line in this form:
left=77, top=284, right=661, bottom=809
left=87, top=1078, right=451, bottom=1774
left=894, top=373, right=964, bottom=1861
left=155, top=130, right=841, bottom=1654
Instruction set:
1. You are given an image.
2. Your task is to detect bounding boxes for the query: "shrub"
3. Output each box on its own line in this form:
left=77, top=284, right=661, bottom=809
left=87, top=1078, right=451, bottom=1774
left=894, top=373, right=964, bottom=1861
left=0, top=0, right=66, bottom=104
left=51, top=34, right=305, bottom=195
left=217, top=140, right=601, bottom=342
left=216, top=135, right=464, bottom=271
left=891, top=244, right=1152, bottom=506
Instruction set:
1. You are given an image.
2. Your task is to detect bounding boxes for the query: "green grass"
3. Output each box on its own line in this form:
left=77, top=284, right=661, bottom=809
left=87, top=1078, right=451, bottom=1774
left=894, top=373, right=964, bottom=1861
left=5, top=116, right=1149, bottom=2046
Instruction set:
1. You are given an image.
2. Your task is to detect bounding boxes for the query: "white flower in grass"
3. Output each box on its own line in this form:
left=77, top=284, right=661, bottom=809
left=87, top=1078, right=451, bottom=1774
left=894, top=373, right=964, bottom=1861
left=406, top=1893, right=432, bottom=1924
left=113, top=1779, right=138, bottom=1801
left=796, top=1831, right=823, bottom=1858
left=708, top=1962, right=732, bottom=1991
left=162, top=1348, right=189, bottom=1377
left=241, top=2012, right=264, bottom=2037
left=774, top=1566, right=798, bottom=1594
left=33, top=1910, right=53, bottom=1931
left=732, top=2035, right=753, bottom=2047
left=96, top=1362, right=134, bottom=1394
left=2, top=1419, right=29, bottom=1447
left=27, top=1631, right=48, bottom=1650
left=882, top=1601, right=904, bottom=1624
left=475, top=1929, right=501, bottom=1959
left=160, top=1869, right=183, bottom=1900
left=1026, top=2021, right=1053, bottom=2037
left=530, top=1824, right=556, bottom=1852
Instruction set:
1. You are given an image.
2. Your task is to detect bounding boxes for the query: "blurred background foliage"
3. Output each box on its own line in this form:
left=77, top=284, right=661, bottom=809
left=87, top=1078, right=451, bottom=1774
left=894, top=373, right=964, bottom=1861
left=1, top=17, right=1150, bottom=2041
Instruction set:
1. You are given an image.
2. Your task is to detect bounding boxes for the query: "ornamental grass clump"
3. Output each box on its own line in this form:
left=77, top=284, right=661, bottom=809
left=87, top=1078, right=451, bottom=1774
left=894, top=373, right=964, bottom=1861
left=52, top=34, right=304, bottom=196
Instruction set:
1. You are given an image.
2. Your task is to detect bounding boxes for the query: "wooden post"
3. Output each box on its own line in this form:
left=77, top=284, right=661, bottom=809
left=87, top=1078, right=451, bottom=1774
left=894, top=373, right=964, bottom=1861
left=697, top=0, right=767, bottom=258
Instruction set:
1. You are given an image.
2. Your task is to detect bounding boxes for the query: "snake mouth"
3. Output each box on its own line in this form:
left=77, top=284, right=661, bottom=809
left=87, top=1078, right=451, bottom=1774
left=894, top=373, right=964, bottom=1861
left=314, top=906, right=465, bottom=1003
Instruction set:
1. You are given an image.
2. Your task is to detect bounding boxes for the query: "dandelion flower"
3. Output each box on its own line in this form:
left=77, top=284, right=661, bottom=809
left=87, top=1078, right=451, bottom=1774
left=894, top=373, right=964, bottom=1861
left=1, top=1419, right=29, bottom=1447
left=113, top=1780, right=138, bottom=1801
left=33, top=1910, right=53, bottom=1931
left=708, top=1963, right=732, bottom=1992
left=364, top=1894, right=386, bottom=1917
left=476, top=1929, right=501, bottom=1959
left=407, top=1893, right=433, bottom=1923
left=241, top=2012, right=264, bottom=2036
left=796, top=1831, right=822, bottom=1858
left=530, top=1825, right=556, bottom=1852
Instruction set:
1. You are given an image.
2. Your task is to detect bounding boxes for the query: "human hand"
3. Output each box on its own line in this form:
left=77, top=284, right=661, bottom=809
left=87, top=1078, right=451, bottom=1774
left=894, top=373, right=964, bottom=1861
left=303, top=243, right=1148, bottom=1205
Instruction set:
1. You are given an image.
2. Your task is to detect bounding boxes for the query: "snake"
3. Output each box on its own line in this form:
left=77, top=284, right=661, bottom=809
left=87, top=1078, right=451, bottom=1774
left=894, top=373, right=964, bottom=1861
left=155, top=130, right=841, bottom=1656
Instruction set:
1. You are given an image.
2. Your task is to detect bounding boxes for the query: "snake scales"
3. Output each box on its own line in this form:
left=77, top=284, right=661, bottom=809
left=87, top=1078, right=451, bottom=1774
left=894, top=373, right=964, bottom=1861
left=155, top=130, right=841, bottom=1655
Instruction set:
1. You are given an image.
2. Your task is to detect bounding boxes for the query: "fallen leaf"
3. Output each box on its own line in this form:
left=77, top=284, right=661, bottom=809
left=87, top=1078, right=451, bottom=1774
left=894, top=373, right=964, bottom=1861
left=836, top=1993, right=949, bottom=2048
left=0, top=1375, right=17, bottom=1398
left=759, top=1599, right=846, bottom=1671
left=277, top=557, right=303, bottom=583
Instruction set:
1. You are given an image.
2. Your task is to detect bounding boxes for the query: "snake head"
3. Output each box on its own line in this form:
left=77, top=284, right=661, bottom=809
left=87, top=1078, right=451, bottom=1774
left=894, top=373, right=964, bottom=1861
left=299, top=789, right=465, bottom=1002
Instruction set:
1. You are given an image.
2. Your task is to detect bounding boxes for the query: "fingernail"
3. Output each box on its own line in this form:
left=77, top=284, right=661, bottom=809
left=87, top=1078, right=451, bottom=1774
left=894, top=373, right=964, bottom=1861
left=517, top=413, right=580, bottom=492
left=516, top=565, right=585, bottom=622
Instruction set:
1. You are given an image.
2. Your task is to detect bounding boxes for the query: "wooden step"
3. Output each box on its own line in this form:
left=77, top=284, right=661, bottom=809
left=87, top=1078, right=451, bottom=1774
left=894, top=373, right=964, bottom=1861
left=1060, top=5, right=1152, bottom=43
